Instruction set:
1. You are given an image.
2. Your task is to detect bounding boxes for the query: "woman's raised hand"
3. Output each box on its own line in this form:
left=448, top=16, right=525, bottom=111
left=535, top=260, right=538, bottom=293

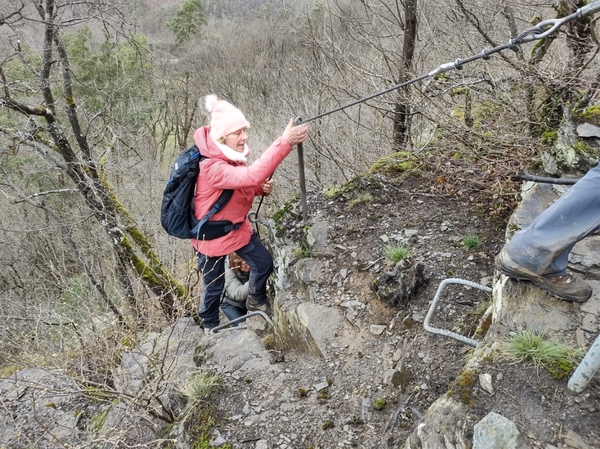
left=282, top=119, right=309, bottom=146
left=261, top=179, right=274, bottom=195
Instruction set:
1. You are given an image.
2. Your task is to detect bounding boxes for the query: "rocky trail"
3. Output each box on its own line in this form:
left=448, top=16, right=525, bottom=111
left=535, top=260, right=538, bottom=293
left=197, top=174, right=600, bottom=449
left=1, top=172, right=599, bottom=449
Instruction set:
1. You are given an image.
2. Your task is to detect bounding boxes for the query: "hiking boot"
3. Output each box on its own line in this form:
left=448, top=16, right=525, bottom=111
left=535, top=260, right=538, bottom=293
left=495, top=248, right=592, bottom=303
left=246, top=297, right=272, bottom=316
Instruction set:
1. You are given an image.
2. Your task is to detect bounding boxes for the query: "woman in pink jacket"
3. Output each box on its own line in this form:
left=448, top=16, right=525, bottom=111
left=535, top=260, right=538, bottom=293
left=192, top=95, right=308, bottom=334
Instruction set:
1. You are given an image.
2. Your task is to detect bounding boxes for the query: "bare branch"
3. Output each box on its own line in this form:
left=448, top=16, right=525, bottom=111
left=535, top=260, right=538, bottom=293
left=0, top=1, right=26, bottom=26
left=0, top=67, right=53, bottom=117
left=13, top=189, right=79, bottom=203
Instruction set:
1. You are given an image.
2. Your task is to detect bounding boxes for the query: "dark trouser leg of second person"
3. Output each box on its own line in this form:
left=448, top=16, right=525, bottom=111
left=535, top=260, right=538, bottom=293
left=502, top=164, right=600, bottom=276
left=496, top=164, right=600, bottom=302
left=220, top=302, right=247, bottom=326
left=236, top=232, right=274, bottom=314
left=197, top=254, right=226, bottom=330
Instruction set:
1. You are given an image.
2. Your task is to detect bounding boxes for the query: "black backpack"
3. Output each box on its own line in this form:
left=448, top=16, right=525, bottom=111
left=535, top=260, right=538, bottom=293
left=160, top=145, right=242, bottom=240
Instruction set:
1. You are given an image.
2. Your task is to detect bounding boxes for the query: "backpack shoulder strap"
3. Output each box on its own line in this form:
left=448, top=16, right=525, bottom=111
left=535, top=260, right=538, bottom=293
left=190, top=155, right=237, bottom=239
left=191, top=188, right=234, bottom=239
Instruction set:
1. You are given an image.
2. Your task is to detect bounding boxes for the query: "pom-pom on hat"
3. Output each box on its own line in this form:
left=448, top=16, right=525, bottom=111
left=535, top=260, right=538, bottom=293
left=205, top=94, right=250, bottom=142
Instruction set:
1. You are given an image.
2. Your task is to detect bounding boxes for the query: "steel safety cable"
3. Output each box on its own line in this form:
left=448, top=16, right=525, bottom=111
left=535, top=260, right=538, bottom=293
left=252, top=1, right=600, bottom=228
left=295, top=1, right=600, bottom=126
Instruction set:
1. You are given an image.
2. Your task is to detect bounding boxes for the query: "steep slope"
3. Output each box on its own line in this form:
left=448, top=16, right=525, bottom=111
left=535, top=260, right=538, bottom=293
left=196, top=171, right=599, bottom=448
left=1, top=169, right=598, bottom=448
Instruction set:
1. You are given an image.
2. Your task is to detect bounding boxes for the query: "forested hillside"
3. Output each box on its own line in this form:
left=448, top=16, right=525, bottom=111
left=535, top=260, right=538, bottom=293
left=1, top=0, right=599, bottom=445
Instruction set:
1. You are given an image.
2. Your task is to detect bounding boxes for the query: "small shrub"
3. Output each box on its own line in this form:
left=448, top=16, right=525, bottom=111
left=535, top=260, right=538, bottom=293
left=386, top=245, right=411, bottom=263
left=462, top=235, right=483, bottom=250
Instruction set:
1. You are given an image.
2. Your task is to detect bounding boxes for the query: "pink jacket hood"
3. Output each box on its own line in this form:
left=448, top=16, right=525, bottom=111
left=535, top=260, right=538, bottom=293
left=191, top=126, right=293, bottom=257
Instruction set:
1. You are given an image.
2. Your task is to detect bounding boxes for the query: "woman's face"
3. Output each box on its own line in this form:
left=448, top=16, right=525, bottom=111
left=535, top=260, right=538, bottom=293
left=222, top=127, right=248, bottom=153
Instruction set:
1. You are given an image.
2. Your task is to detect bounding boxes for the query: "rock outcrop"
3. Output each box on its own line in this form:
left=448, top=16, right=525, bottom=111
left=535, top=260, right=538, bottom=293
left=1, top=180, right=599, bottom=448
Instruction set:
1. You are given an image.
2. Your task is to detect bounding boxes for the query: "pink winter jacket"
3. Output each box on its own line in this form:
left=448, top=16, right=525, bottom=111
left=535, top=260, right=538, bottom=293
left=191, top=126, right=293, bottom=257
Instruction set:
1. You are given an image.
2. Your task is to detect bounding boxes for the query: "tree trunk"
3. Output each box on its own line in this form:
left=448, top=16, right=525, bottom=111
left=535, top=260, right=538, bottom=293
left=1, top=0, right=194, bottom=323
left=393, top=0, right=418, bottom=151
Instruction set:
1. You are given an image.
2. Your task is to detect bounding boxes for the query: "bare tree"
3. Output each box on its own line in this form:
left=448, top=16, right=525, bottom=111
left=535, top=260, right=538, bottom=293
left=393, top=0, right=418, bottom=150
left=449, top=0, right=599, bottom=173
left=0, top=1, right=193, bottom=323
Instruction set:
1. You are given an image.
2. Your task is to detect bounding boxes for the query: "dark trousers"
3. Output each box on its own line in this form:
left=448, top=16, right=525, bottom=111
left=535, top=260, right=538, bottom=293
left=220, top=302, right=247, bottom=325
left=504, top=163, right=600, bottom=276
left=197, top=232, right=273, bottom=328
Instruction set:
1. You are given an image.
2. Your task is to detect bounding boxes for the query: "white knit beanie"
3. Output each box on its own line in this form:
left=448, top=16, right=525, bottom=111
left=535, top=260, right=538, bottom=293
left=205, top=94, right=250, bottom=142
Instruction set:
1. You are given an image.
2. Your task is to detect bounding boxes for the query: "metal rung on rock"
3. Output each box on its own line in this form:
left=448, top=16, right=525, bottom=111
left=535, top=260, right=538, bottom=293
left=210, top=311, right=273, bottom=335
left=423, top=278, right=492, bottom=348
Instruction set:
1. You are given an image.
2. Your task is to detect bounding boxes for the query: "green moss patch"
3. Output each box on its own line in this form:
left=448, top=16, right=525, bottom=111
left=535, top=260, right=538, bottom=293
left=369, top=151, right=420, bottom=175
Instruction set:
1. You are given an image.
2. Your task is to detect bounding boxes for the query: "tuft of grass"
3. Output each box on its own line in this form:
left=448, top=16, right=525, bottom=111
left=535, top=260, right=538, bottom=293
left=348, top=192, right=373, bottom=209
left=187, top=410, right=233, bottom=449
left=504, top=330, right=584, bottom=379
left=321, top=420, right=334, bottom=429
left=91, top=408, right=110, bottom=435
left=297, top=388, right=309, bottom=397
left=0, top=365, right=21, bottom=377
left=386, top=245, right=411, bottom=263
left=317, top=390, right=330, bottom=400
left=462, top=235, right=483, bottom=250
left=294, top=244, right=311, bottom=258
left=373, top=398, right=386, bottom=410
left=325, top=186, right=342, bottom=198
left=180, top=372, right=222, bottom=406
left=83, top=386, right=115, bottom=403
left=261, top=333, right=275, bottom=350
left=294, top=225, right=312, bottom=258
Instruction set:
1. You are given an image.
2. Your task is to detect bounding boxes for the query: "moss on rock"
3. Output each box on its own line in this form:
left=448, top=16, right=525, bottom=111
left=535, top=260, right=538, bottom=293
left=369, top=151, right=419, bottom=175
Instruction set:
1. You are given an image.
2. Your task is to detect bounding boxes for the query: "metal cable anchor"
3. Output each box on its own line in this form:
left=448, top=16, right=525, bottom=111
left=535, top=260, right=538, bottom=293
left=248, top=210, right=269, bottom=228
